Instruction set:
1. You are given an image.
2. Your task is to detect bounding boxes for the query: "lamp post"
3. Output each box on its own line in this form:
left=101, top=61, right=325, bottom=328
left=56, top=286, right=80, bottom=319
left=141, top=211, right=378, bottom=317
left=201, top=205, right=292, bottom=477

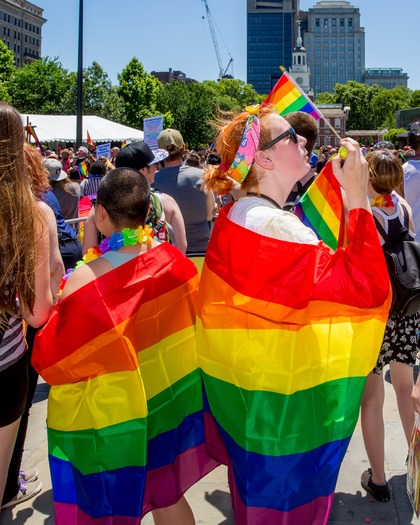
left=76, top=0, right=83, bottom=148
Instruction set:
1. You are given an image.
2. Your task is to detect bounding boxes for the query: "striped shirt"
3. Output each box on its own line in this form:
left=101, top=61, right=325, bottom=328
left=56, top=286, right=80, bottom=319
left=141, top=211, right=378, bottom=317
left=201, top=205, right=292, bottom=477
left=0, top=316, right=26, bottom=372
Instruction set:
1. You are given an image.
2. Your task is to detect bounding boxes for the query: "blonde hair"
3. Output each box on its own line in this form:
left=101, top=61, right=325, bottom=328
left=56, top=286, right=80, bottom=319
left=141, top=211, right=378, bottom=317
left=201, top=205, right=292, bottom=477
left=202, top=105, right=277, bottom=195
left=365, top=151, right=403, bottom=194
left=0, top=102, right=41, bottom=318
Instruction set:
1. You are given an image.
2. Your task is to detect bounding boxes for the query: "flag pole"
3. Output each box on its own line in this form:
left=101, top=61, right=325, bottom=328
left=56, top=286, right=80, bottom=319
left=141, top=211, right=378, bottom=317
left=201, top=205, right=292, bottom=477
left=277, top=66, right=343, bottom=143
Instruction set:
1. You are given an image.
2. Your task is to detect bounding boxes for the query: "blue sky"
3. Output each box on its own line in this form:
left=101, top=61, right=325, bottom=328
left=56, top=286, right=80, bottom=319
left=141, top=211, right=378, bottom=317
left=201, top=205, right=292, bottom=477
left=39, top=0, right=420, bottom=91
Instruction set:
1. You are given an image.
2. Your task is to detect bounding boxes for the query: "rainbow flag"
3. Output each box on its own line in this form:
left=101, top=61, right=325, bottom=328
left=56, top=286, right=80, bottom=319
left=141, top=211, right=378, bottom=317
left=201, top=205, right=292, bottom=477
left=86, top=130, right=96, bottom=151
left=295, top=161, right=346, bottom=250
left=263, top=70, right=323, bottom=120
left=121, top=140, right=127, bottom=148
left=33, top=243, right=218, bottom=524
left=197, top=204, right=391, bottom=524
left=25, top=124, right=45, bottom=154
left=78, top=160, right=89, bottom=179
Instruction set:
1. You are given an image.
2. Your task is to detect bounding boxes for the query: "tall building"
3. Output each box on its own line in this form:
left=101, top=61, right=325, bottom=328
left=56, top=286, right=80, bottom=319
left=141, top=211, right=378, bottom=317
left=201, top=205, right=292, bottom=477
left=247, top=0, right=299, bottom=95
left=288, top=19, right=312, bottom=96
left=304, top=0, right=365, bottom=97
left=150, top=68, right=196, bottom=85
left=364, top=68, right=408, bottom=90
left=0, top=0, right=46, bottom=67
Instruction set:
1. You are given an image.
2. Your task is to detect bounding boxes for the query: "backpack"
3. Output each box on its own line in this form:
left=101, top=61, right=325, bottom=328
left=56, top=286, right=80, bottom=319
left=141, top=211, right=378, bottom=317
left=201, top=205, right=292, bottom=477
left=374, top=203, right=420, bottom=317
left=145, top=190, right=170, bottom=242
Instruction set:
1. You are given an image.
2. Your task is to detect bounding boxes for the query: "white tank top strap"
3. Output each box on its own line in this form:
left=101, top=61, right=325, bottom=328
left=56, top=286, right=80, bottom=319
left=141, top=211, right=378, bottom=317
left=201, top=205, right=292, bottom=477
left=101, top=251, right=139, bottom=269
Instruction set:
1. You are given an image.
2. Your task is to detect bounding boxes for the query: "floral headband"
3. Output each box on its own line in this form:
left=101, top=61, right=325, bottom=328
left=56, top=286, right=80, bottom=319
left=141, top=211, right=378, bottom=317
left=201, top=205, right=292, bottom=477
left=220, top=105, right=260, bottom=183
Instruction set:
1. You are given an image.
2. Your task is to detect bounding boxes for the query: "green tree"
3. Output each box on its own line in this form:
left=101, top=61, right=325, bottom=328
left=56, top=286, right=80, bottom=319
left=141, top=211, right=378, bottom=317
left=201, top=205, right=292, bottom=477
left=384, top=128, right=406, bottom=145
left=118, top=58, right=162, bottom=129
left=101, top=86, right=126, bottom=123
left=410, top=90, right=420, bottom=109
left=370, top=86, right=410, bottom=129
left=158, top=81, right=216, bottom=148
left=203, top=78, right=264, bottom=113
left=9, top=57, right=70, bottom=114
left=315, top=92, right=335, bottom=104
left=61, top=61, right=126, bottom=121
left=0, top=40, right=16, bottom=103
left=315, top=82, right=412, bottom=131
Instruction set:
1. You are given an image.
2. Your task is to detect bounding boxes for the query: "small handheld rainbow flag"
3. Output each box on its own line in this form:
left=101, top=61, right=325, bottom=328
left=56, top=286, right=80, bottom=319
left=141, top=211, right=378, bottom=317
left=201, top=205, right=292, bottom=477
left=121, top=140, right=127, bottom=149
left=86, top=130, right=96, bottom=151
left=25, top=125, right=45, bottom=154
left=263, top=70, right=322, bottom=121
left=295, top=161, right=347, bottom=250
left=78, top=160, right=89, bottom=179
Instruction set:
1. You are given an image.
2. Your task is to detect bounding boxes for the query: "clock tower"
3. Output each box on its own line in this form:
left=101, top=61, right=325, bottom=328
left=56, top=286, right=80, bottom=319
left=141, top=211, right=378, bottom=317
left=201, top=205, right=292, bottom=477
left=289, top=20, right=313, bottom=97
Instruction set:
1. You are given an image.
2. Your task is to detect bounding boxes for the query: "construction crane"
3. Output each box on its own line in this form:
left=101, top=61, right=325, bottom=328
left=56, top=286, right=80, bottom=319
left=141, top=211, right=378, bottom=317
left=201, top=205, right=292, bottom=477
left=201, top=0, right=234, bottom=80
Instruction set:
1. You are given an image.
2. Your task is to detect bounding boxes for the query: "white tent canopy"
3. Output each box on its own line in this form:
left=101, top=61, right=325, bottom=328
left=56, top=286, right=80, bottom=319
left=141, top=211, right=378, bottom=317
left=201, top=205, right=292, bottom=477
left=21, top=114, right=144, bottom=143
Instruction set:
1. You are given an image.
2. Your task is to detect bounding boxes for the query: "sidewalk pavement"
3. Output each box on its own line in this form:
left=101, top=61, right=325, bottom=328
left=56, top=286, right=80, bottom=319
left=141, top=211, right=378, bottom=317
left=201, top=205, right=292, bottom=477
left=1, top=368, right=419, bottom=525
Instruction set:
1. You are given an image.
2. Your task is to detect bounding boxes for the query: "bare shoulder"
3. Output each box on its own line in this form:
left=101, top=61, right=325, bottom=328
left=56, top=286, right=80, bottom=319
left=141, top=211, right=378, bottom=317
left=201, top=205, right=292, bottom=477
left=399, top=195, right=413, bottom=215
left=61, top=257, right=110, bottom=301
left=37, top=199, right=55, bottom=222
left=161, top=192, right=177, bottom=208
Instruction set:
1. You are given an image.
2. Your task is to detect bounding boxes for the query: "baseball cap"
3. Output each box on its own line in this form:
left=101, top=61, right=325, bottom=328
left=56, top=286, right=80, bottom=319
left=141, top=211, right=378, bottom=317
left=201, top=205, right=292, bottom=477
left=115, top=142, right=168, bottom=170
left=158, top=128, right=184, bottom=151
left=373, top=140, right=395, bottom=150
left=409, top=121, right=420, bottom=136
left=43, top=158, right=68, bottom=181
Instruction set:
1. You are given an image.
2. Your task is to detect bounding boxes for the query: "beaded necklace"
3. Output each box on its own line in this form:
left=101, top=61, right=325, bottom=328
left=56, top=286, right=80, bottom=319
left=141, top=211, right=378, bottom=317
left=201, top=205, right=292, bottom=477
left=370, top=193, right=399, bottom=208
left=58, top=225, right=154, bottom=296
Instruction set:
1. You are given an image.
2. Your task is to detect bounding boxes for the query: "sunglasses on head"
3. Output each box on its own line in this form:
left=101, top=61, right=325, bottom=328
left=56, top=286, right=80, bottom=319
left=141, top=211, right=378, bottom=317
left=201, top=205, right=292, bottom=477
left=260, top=127, right=298, bottom=151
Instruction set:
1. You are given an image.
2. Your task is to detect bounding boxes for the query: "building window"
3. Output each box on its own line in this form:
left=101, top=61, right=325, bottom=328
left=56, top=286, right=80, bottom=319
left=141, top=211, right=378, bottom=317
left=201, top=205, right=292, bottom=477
left=348, top=18, right=353, bottom=27
left=315, top=18, right=320, bottom=27
left=335, top=118, right=341, bottom=128
left=324, top=18, right=328, bottom=28
left=340, top=19, right=344, bottom=27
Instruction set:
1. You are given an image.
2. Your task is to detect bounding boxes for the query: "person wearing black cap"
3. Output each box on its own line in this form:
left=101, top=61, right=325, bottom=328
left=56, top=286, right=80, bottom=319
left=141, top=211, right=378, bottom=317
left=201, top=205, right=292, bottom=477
left=403, top=122, right=420, bottom=242
left=82, top=142, right=187, bottom=255
left=115, top=141, right=187, bottom=253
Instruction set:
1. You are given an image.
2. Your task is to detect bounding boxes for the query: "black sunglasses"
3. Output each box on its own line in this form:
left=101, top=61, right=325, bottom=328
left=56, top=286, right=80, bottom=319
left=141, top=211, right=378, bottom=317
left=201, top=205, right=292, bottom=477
left=260, top=127, right=298, bottom=150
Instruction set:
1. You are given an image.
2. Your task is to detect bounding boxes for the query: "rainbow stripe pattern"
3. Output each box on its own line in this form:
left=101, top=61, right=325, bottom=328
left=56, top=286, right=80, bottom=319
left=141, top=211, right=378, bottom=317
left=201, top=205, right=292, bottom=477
left=197, top=205, right=390, bottom=524
left=78, top=160, right=89, bottom=179
left=295, top=161, right=346, bottom=250
left=33, top=243, right=218, bottom=524
left=263, top=70, right=323, bottom=120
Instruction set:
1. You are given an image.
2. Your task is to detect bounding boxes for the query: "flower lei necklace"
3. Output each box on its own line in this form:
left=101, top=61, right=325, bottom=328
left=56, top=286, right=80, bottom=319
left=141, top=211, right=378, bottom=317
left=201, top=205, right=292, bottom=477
left=58, top=225, right=154, bottom=297
left=370, top=193, right=399, bottom=208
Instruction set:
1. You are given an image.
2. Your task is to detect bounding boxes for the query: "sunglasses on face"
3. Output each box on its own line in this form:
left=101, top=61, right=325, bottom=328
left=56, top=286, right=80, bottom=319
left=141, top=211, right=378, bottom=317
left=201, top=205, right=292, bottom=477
left=260, top=127, right=298, bottom=150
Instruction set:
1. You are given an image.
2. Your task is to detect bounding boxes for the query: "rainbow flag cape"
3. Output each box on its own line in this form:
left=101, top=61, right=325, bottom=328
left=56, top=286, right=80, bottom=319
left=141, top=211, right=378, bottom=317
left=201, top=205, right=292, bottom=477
left=78, top=160, right=89, bottom=179
left=197, top=204, right=391, bottom=524
left=33, top=243, right=218, bottom=524
left=262, top=70, right=323, bottom=120
left=295, top=161, right=346, bottom=250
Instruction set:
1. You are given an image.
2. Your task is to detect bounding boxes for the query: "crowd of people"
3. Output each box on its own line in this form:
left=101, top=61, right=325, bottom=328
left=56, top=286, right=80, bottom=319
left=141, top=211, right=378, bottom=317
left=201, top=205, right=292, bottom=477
left=1, top=98, right=420, bottom=524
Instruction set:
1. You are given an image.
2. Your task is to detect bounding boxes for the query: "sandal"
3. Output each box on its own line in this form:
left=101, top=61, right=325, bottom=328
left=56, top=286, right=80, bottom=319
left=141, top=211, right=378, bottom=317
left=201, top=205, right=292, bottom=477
left=361, top=468, right=390, bottom=502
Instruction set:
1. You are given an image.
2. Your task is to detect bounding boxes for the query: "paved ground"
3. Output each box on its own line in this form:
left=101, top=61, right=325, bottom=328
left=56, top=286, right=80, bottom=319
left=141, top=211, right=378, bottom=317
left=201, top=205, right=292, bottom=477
left=1, top=368, right=419, bottom=525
